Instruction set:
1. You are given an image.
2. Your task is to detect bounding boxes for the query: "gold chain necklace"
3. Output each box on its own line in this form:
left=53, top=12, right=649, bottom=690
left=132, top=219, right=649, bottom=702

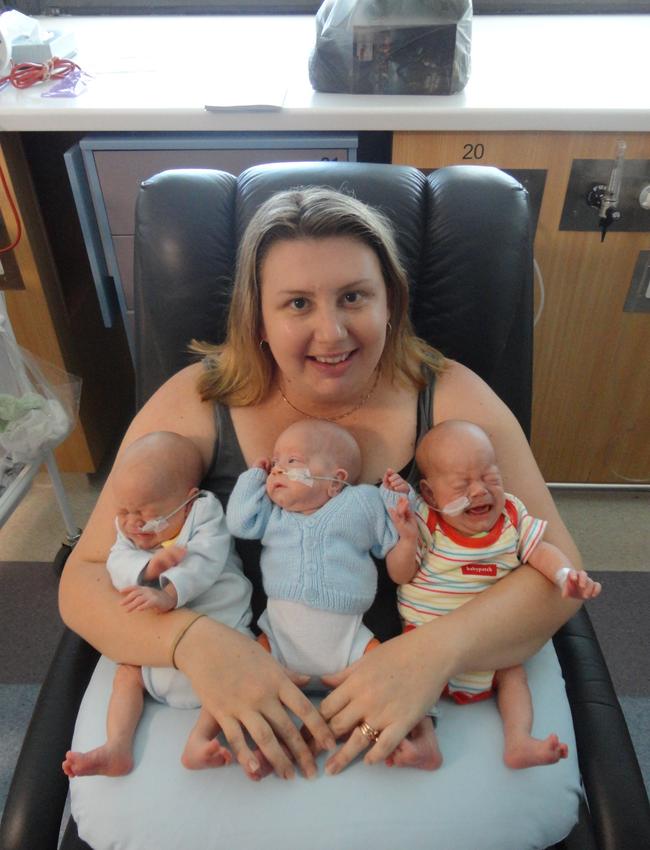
left=279, top=369, right=380, bottom=423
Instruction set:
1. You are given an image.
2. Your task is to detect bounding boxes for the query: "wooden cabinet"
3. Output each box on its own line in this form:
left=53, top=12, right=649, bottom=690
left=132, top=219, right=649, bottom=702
left=393, top=131, right=650, bottom=484
left=1, top=133, right=132, bottom=473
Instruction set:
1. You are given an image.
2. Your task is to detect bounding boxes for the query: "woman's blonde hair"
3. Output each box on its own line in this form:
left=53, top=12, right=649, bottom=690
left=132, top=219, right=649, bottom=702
left=193, top=186, right=445, bottom=405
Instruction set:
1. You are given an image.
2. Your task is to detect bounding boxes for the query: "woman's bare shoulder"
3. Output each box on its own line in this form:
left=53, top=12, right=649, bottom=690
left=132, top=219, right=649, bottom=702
left=125, top=363, right=215, bottom=458
left=435, top=360, right=513, bottom=429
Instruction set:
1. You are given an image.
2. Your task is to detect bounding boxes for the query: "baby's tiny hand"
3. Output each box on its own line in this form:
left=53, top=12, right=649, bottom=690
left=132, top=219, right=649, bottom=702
left=146, top=545, right=187, bottom=578
left=253, top=457, right=271, bottom=474
left=562, top=569, right=602, bottom=600
left=389, top=497, right=418, bottom=541
left=120, top=585, right=177, bottom=613
left=383, top=468, right=410, bottom=494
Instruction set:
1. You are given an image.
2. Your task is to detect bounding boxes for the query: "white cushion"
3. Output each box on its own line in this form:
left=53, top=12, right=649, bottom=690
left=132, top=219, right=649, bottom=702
left=70, top=641, right=581, bottom=850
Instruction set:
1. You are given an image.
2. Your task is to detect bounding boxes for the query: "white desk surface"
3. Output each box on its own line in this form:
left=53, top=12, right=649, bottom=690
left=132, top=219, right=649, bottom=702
left=0, top=13, right=649, bottom=133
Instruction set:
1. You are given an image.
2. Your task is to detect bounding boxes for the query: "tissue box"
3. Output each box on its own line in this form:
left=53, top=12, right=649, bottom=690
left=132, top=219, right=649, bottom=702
left=11, top=30, right=76, bottom=65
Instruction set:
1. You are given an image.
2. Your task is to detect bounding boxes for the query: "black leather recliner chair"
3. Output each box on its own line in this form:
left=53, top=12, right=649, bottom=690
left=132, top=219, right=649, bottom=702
left=1, top=162, right=648, bottom=850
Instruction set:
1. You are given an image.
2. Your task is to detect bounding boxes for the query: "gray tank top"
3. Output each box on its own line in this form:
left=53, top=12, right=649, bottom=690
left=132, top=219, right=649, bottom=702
left=201, top=373, right=436, bottom=640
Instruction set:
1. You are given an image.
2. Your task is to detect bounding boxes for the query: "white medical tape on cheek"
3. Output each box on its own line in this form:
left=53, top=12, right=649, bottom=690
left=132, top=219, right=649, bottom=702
left=140, top=517, right=168, bottom=533
left=440, top=496, right=471, bottom=516
left=284, top=468, right=315, bottom=487
left=282, top=468, right=350, bottom=488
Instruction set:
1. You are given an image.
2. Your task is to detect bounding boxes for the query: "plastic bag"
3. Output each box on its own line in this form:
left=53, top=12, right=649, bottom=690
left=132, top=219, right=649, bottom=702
left=309, top=0, right=472, bottom=95
left=0, top=300, right=81, bottom=465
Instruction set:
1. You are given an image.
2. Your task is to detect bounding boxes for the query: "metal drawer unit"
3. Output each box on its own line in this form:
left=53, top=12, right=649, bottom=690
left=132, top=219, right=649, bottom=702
left=65, top=133, right=358, bottom=358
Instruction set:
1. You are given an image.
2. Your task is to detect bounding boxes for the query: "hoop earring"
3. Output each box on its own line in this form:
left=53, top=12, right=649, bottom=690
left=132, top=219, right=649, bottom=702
left=259, top=339, right=266, bottom=351
left=386, top=321, right=393, bottom=335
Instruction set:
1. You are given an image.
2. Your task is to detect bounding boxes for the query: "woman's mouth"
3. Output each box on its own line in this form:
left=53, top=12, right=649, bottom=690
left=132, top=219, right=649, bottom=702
left=309, top=351, right=353, bottom=365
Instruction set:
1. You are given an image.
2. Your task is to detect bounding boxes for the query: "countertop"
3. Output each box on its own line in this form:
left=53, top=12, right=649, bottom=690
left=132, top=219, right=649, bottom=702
left=0, top=13, right=649, bottom=132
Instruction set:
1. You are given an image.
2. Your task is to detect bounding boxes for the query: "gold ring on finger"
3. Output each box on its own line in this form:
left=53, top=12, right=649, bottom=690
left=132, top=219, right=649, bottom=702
left=358, top=721, right=380, bottom=744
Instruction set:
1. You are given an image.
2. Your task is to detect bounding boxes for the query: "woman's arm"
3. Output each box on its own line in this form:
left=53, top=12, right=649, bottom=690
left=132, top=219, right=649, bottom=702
left=320, top=362, right=582, bottom=772
left=59, top=365, right=215, bottom=660
left=59, top=365, right=333, bottom=779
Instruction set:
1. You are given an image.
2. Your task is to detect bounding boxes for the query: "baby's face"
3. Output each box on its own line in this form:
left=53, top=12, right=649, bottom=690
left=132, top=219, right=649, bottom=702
left=421, top=442, right=506, bottom=536
left=114, top=474, right=191, bottom=550
left=266, top=432, right=345, bottom=514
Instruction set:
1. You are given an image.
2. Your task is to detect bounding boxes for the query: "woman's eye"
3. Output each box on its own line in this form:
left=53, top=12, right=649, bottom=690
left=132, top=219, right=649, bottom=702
left=291, top=297, right=307, bottom=310
left=343, top=291, right=361, bottom=304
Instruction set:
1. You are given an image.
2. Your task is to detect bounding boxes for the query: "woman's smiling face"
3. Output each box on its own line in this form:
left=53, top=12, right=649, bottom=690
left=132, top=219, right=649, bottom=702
left=259, top=236, right=389, bottom=412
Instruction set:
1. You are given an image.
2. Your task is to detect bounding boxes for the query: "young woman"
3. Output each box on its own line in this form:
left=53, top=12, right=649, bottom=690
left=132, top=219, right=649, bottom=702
left=60, top=186, right=581, bottom=789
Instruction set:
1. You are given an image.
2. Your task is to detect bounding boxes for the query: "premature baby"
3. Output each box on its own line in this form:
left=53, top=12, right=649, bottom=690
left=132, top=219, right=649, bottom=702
left=385, top=419, right=601, bottom=771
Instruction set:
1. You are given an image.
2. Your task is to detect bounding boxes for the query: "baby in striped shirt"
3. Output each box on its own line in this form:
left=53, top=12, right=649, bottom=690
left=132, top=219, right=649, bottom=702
left=385, top=419, right=601, bottom=771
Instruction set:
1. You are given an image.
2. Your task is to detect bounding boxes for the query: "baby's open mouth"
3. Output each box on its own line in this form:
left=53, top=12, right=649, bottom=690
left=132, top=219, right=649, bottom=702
left=467, top=504, right=491, bottom=516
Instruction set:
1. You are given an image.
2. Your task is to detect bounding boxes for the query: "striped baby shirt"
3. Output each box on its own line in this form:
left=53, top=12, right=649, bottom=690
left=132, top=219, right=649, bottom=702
left=397, top=493, right=547, bottom=701
left=398, top=493, right=547, bottom=626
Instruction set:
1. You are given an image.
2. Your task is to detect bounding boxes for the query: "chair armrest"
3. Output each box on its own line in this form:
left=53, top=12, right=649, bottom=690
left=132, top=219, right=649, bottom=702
left=553, top=607, right=650, bottom=850
left=0, top=627, right=99, bottom=850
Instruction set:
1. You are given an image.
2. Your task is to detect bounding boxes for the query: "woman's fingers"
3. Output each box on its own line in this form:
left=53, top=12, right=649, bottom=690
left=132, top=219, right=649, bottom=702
left=280, top=682, right=337, bottom=754
left=262, top=703, right=321, bottom=778
left=210, top=684, right=334, bottom=779
left=240, top=711, right=298, bottom=780
left=324, top=724, right=375, bottom=774
left=220, top=712, right=297, bottom=780
left=324, top=722, right=405, bottom=774
left=218, top=715, right=267, bottom=779
left=319, top=668, right=353, bottom=714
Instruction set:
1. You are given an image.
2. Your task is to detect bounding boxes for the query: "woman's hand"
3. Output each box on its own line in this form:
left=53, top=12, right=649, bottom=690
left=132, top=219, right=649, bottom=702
left=174, top=616, right=336, bottom=780
left=319, top=627, right=453, bottom=775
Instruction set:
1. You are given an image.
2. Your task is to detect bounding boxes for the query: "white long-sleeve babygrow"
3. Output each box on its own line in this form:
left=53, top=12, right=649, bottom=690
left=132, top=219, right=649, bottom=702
left=107, top=491, right=252, bottom=707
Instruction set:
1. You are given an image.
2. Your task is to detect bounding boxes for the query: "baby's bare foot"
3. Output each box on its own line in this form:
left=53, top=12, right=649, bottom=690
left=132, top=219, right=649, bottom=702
left=62, top=745, right=133, bottom=778
left=181, top=738, right=232, bottom=771
left=385, top=719, right=443, bottom=771
left=504, top=732, right=569, bottom=770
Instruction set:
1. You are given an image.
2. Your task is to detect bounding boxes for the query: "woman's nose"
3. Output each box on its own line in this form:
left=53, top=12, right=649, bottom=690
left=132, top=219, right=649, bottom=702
left=313, top=306, right=346, bottom=343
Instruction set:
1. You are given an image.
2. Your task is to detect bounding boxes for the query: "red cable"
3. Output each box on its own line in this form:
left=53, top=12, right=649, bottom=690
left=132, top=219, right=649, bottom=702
left=0, top=56, right=82, bottom=254
left=0, top=161, right=22, bottom=254
left=0, top=57, right=81, bottom=90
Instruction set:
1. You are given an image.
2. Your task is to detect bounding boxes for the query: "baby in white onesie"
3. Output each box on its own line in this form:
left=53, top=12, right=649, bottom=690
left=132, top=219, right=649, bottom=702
left=62, top=430, right=252, bottom=779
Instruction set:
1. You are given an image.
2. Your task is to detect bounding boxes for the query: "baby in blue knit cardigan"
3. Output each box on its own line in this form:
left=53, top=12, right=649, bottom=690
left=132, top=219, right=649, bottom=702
left=224, top=417, right=436, bottom=778
left=227, top=418, right=417, bottom=688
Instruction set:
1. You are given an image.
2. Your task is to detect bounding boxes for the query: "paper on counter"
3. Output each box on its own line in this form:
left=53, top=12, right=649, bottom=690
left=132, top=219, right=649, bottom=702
left=204, top=81, right=286, bottom=112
